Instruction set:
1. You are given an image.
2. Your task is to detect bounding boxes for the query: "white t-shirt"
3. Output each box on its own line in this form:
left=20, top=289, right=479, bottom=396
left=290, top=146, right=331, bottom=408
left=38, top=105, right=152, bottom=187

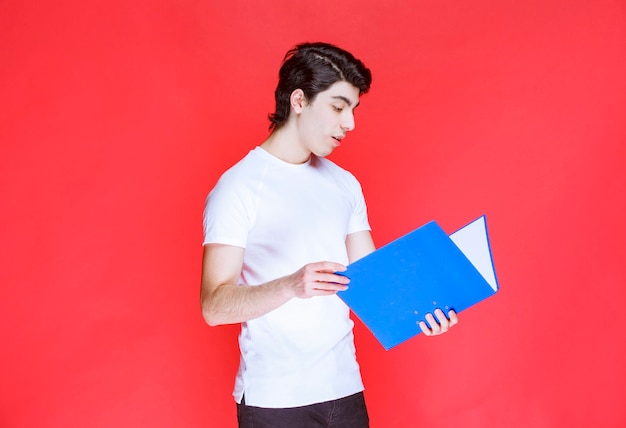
left=203, top=146, right=370, bottom=408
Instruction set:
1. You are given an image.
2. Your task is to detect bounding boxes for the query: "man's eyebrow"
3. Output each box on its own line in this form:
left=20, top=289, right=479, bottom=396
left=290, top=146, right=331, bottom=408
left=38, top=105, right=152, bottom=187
left=331, top=95, right=360, bottom=108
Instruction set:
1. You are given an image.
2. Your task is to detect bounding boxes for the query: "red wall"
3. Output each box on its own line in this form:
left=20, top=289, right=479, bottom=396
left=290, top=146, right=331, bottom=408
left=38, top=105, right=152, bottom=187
left=1, top=0, right=625, bottom=426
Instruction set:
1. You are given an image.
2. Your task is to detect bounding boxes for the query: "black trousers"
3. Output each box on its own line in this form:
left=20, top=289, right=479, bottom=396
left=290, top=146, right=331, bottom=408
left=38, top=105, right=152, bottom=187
left=237, top=392, right=370, bottom=428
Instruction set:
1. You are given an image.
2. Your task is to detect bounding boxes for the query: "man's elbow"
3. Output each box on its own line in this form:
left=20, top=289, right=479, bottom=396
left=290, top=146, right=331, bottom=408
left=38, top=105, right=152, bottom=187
left=200, top=295, right=222, bottom=327
left=202, top=310, right=217, bottom=327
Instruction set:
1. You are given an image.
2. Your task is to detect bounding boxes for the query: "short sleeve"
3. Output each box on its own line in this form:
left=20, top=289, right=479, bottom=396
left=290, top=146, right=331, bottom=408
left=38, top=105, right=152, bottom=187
left=202, top=178, right=252, bottom=248
left=346, top=178, right=371, bottom=235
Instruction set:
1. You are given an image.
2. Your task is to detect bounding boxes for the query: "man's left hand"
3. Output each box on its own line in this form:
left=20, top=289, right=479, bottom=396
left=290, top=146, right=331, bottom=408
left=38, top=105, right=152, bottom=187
left=419, top=309, right=459, bottom=336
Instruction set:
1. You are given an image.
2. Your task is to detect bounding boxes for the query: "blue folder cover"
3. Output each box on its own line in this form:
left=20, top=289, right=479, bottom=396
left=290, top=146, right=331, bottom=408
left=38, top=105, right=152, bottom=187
left=338, top=215, right=499, bottom=350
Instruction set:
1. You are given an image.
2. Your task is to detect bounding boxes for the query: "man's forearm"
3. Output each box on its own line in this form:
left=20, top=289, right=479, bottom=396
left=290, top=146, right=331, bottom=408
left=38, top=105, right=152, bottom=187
left=201, top=277, right=294, bottom=326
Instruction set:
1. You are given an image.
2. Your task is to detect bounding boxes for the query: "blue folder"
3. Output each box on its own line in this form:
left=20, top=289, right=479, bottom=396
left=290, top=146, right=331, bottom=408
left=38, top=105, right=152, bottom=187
left=338, top=215, right=499, bottom=350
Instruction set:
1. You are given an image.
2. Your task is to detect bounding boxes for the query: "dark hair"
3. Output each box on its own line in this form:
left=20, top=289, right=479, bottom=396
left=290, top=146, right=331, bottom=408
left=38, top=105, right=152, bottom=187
left=268, top=42, right=372, bottom=130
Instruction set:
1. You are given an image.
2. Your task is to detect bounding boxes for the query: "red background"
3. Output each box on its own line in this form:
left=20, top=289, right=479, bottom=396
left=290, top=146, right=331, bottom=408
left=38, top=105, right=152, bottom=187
left=2, top=0, right=625, bottom=426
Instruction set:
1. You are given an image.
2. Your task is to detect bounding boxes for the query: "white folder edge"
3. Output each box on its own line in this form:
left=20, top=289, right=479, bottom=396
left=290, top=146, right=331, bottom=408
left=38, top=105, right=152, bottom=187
left=449, top=216, right=499, bottom=292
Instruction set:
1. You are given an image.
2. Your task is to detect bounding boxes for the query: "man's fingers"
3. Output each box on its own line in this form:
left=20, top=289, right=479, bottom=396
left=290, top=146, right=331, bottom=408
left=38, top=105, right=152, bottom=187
left=420, top=309, right=459, bottom=336
left=293, top=261, right=352, bottom=298
left=312, top=274, right=349, bottom=293
left=307, top=261, right=347, bottom=273
left=303, top=263, right=350, bottom=286
left=434, top=309, right=450, bottom=329
left=418, top=321, right=433, bottom=336
left=319, top=271, right=350, bottom=284
left=448, top=309, right=459, bottom=326
left=425, top=312, right=442, bottom=335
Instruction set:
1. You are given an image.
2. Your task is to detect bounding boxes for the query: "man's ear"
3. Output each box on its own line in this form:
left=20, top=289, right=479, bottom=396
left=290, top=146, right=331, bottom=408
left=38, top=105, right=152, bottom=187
left=290, top=89, right=306, bottom=114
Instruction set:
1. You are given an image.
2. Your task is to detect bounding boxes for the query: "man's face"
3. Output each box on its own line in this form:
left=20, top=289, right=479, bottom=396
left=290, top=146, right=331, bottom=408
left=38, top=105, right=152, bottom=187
left=295, top=81, right=361, bottom=158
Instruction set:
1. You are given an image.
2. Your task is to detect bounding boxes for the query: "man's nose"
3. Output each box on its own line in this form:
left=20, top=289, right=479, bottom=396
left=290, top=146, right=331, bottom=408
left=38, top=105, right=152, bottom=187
left=341, top=113, right=355, bottom=132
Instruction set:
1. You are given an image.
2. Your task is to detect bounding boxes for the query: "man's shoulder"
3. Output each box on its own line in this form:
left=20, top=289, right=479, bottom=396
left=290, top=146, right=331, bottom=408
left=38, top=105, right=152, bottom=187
left=217, top=148, right=266, bottom=181
left=206, top=149, right=268, bottom=213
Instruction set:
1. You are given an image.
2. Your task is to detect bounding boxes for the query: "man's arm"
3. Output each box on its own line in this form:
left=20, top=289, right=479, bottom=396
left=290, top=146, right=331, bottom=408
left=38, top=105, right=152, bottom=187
left=345, top=230, right=376, bottom=263
left=344, top=230, right=458, bottom=336
left=200, top=243, right=351, bottom=326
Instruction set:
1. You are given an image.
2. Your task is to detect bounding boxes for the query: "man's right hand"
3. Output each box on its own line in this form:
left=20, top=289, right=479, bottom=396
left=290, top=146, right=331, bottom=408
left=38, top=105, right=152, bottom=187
left=287, top=262, right=350, bottom=299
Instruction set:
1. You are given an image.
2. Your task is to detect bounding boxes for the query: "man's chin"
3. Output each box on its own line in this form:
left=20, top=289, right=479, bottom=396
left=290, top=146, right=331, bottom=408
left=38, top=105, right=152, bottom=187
left=314, top=148, right=334, bottom=158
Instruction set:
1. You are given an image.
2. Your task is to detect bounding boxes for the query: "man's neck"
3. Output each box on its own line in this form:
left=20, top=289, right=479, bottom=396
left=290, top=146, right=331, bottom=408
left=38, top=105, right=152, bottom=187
left=260, top=125, right=311, bottom=165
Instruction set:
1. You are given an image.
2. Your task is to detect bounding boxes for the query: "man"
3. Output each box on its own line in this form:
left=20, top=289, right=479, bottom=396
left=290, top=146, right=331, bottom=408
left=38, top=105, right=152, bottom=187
left=201, top=42, right=458, bottom=428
